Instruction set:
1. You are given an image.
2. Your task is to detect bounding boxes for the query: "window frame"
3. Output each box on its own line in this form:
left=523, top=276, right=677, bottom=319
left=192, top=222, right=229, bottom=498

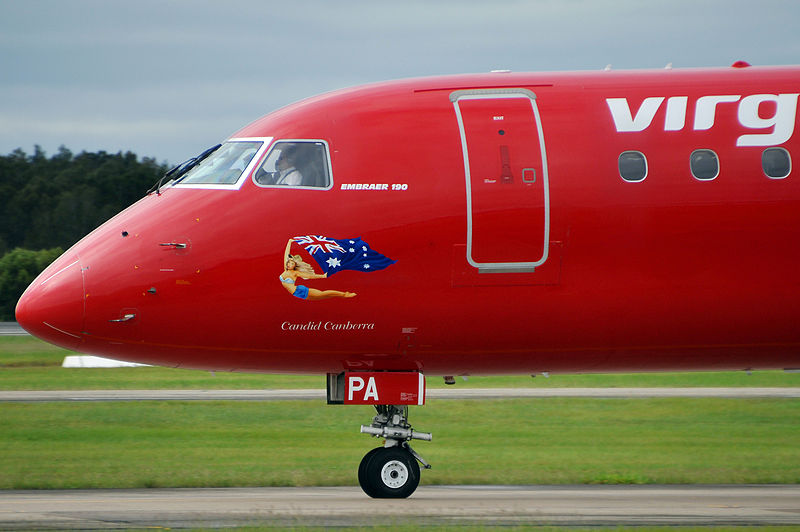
left=618, top=150, right=648, bottom=183
left=252, top=139, right=334, bottom=191
left=689, top=149, right=720, bottom=181
left=762, top=147, right=791, bottom=180
left=171, top=137, right=272, bottom=191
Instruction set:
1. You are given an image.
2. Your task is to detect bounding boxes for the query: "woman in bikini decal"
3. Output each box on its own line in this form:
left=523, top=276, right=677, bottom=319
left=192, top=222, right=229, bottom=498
left=280, top=238, right=356, bottom=300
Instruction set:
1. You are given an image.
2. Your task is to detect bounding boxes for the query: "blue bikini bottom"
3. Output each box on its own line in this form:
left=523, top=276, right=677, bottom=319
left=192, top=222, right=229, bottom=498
left=293, top=284, right=309, bottom=300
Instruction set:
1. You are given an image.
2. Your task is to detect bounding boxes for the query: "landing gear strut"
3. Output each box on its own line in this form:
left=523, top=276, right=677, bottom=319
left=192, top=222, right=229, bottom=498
left=358, top=405, right=431, bottom=498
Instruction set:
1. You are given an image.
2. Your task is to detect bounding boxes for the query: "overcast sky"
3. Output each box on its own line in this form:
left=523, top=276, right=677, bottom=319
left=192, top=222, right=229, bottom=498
left=1, top=0, right=798, bottom=165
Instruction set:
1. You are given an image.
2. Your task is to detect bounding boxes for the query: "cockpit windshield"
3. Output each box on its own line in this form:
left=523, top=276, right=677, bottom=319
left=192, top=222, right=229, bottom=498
left=178, top=140, right=262, bottom=185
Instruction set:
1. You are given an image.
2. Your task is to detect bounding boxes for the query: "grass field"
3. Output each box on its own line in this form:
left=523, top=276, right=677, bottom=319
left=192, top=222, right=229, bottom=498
left=127, top=528, right=800, bottom=532
left=51, top=524, right=797, bottom=532
left=2, top=335, right=799, bottom=390
left=1, top=397, right=797, bottom=489
left=1, top=336, right=799, bottom=491
left=80, top=528, right=800, bottom=532
left=136, top=528, right=800, bottom=532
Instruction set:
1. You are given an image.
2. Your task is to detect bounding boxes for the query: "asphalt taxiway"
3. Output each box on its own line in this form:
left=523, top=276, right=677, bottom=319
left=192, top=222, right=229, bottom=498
left=1, top=485, right=799, bottom=529
left=0, top=322, right=26, bottom=336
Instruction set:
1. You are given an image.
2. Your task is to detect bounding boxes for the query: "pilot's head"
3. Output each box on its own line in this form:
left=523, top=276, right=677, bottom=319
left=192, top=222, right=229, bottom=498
left=276, top=145, right=298, bottom=171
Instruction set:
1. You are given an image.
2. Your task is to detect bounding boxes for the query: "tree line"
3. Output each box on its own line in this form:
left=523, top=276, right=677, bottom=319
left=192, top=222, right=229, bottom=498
left=0, top=146, right=168, bottom=320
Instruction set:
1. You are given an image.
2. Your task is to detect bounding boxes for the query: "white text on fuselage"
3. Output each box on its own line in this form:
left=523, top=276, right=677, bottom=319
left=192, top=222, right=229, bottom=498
left=281, top=320, right=375, bottom=331
left=340, top=183, right=409, bottom=191
left=606, top=93, right=799, bottom=146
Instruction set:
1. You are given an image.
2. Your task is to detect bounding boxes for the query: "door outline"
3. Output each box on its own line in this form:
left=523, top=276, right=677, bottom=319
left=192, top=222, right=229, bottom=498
left=450, top=88, right=551, bottom=273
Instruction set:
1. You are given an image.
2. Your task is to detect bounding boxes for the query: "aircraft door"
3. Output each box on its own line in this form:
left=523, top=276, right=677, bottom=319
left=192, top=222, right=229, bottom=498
left=451, top=89, right=549, bottom=272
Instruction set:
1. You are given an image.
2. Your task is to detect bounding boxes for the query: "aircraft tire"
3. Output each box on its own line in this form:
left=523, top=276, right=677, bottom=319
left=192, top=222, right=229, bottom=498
left=357, top=447, right=383, bottom=498
left=359, top=446, right=420, bottom=498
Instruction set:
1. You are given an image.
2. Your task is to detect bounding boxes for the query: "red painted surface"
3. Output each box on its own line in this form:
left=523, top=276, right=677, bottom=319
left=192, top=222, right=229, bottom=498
left=343, top=372, right=425, bottom=405
left=16, top=65, right=800, bottom=375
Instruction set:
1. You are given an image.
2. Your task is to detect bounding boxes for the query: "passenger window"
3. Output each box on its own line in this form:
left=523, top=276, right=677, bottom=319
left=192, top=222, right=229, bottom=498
left=618, top=151, right=647, bottom=182
left=690, top=150, right=719, bottom=180
left=762, top=147, right=791, bottom=179
left=254, top=141, right=331, bottom=189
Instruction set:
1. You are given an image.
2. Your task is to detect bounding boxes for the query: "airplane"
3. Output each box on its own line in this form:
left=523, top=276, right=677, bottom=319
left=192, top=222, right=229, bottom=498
left=15, top=61, right=800, bottom=498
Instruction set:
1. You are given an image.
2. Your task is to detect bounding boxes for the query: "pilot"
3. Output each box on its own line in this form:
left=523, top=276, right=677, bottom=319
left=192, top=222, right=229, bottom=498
left=273, top=146, right=304, bottom=186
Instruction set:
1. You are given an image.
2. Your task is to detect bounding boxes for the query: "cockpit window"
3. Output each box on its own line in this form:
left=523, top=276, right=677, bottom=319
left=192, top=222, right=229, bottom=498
left=178, top=140, right=262, bottom=185
left=253, top=140, right=332, bottom=189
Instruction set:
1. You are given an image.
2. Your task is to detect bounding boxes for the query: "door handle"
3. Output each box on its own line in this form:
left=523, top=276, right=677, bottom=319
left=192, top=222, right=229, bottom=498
left=109, top=313, right=136, bottom=323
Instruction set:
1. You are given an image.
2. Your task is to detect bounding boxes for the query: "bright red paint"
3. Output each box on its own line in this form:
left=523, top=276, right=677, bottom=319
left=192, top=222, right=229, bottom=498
left=16, top=65, right=800, bottom=376
left=342, top=372, right=425, bottom=405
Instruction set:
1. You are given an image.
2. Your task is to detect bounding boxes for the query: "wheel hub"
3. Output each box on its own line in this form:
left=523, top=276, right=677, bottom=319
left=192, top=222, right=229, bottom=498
left=380, top=460, right=409, bottom=488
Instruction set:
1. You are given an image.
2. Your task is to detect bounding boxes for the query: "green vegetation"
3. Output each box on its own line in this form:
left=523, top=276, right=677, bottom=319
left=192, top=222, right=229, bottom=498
left=117, top=528, right=800, bottom=532
left=153, top=528, right=800, bottom=532
left=1, top=337, right=798, bottom=491
left=92, top=528, right=800, bottom=532
left=0, top=397, right=797, bottom=489
left=0, top=146, right=168, bottom=319
left=150, top=528, right=800, bottom=532
left=0, top=247, right=63, bottom=320
left=2, top=336, right=799, bottom=390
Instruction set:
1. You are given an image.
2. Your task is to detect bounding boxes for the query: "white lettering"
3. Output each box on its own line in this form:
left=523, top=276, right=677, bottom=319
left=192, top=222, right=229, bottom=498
left=606, top=97, right=664, bottom=132
left=694, top=95, right=740, bottom=130
left=348, top=377, right=364, bottom=401
left=606, top=93, right=799, bottom=146
left=664, top=96, right=688, bottom=131
left=281, top=321, right=322, bottom=331
left=737, top=93, right=799, bottom=147
left=324, top=321, right=375, bottom=331
left=364, top=377, right=379, bottom=401
left=340, top=183, right=399, bottom=191
left=284, top=321, right=375, bottom=331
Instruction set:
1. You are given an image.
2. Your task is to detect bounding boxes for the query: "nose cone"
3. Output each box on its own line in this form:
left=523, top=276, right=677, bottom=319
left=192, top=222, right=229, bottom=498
left=15, top=253, right=85, bottom=350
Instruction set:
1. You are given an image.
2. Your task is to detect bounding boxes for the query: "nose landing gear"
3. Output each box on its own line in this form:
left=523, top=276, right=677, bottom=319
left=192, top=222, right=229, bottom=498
left=358, top=405, right=431, bottom=498
left=358, top=445, right=421, bottom=498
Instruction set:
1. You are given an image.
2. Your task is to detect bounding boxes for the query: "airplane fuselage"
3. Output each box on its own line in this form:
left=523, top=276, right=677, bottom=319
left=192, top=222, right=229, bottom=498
left=16, top=65, right=800, bottom=375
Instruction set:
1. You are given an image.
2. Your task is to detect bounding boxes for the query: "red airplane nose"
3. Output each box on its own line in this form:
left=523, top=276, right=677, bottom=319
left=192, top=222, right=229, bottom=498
left=15, top=253, right=85, bottom=350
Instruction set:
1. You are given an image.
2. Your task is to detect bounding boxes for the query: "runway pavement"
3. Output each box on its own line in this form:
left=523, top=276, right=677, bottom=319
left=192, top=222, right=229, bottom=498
left=0, top=322, right=26, bottom=336
left=1, top=485, right=798, bottom=529
left=1, top=387, right=799, bottom=402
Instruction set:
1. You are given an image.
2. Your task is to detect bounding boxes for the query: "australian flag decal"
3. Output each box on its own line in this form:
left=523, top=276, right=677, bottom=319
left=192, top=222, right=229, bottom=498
left=293, top=235, right=396, bottom=276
